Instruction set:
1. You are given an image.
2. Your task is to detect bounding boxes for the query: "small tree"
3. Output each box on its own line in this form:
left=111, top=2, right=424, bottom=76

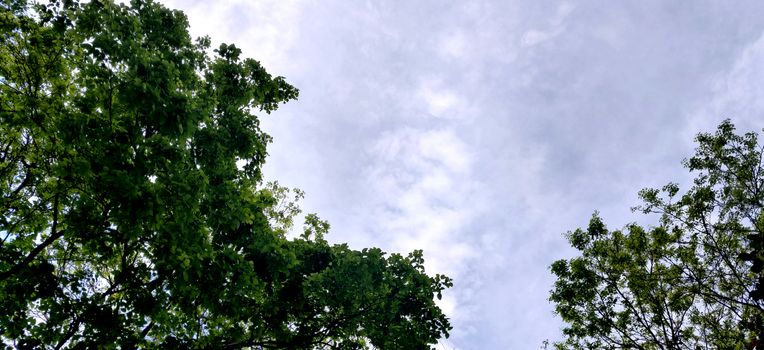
left=550, top=120, right=764, bottom=349
left=0, top=0, right=452, bottom=348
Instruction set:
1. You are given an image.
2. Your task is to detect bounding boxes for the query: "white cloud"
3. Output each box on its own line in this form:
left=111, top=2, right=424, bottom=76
left=365, top=126, right=482, bottom=298
left=520, top=2, right=574, bottom=48
left=417, top=130, right=473, bottom=174
left=362, top=126, right=486, bottom=345
left=414, top=79, right=471, bottom=120
left=412, top=77, right=476, bottom=121
left=160, top=0, right=305, bottom=75
left=521, top=29, right=556, bottom=47
left=687, top=29, right=764, bottom=139
left=438, top=30, right=468, bottom=59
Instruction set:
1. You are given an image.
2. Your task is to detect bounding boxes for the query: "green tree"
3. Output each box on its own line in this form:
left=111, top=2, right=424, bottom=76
left=0, top=0, right=452, bottom=348
left=550, top=121, right=764, bottom=349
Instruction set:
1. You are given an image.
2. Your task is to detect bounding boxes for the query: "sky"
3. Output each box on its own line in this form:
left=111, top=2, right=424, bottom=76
left=158, top=1, right=764, bottom=348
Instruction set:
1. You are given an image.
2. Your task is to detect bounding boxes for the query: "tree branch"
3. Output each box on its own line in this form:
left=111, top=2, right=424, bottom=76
left=0, top=193, right=61, bottom=280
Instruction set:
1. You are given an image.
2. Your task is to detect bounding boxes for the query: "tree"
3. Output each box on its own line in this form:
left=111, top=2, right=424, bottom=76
left=550, top=120, right=764, bottom=349
left=0, top=0, right=453, bottom=348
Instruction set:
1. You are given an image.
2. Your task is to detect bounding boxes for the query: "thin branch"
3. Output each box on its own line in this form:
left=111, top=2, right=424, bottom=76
left=0, top=193, right=61, bottom=280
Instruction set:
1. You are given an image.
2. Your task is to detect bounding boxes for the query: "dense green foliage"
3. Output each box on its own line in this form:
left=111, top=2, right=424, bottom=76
left=550, top=121, right=764, bottom=349
left=0, top=0, right=452, bottom=348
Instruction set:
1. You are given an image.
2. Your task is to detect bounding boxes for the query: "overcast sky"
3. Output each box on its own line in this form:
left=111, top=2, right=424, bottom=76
left=159, top=0, right=764, bottom=348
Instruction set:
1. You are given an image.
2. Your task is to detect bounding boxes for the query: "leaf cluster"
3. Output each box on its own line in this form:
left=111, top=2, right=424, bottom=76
left=0, top=1, right=452, bottom=348
left=550, top=120, right=764, bottom=349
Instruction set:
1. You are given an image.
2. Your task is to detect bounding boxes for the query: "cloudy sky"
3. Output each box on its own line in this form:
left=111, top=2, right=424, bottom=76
left=159, top=0, right=764, bottom=348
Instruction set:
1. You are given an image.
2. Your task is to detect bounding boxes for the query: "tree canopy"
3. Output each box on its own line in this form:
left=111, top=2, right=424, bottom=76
left=0, top=0, right=452, bottom=348
left=550, top=121, right=764, bottom=349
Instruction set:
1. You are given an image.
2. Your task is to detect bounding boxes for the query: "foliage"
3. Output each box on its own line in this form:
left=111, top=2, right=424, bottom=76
left=0, top=0, right=452, bottom=348
left=550, top=120, right=764, bottom=349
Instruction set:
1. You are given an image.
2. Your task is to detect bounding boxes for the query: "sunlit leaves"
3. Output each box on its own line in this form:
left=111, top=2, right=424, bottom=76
left=0, top=0, right=451, bottom=348
left=551, top=121, right=764, bottom=349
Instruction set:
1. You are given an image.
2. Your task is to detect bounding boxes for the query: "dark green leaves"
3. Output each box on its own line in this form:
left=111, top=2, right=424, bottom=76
left=0, top=1, right=451, bottom=348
